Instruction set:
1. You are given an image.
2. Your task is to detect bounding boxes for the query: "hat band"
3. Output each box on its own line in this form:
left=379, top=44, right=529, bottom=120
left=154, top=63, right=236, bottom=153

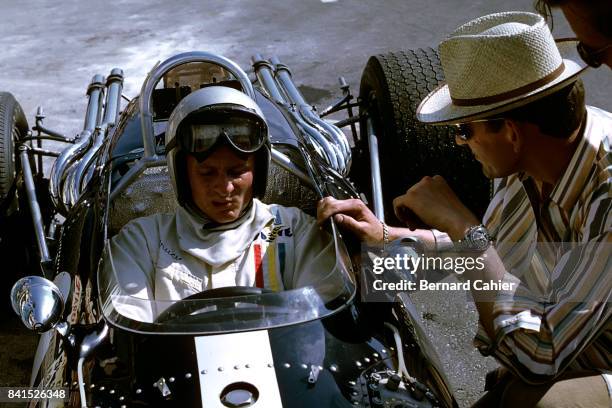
left=451, top=62, right=565, bottom=107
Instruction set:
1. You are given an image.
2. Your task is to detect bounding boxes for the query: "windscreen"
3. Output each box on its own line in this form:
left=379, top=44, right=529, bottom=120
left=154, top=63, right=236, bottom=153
left=97, top=237, right=355, bottom=335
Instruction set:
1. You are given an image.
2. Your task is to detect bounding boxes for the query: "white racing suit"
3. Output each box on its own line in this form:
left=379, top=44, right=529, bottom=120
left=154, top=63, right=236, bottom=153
left=106, top=199, right=338, bottom=321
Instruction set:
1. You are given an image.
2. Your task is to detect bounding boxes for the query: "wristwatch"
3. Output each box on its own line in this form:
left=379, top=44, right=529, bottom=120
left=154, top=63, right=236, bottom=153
left=455, top=224, right=493, bottom=252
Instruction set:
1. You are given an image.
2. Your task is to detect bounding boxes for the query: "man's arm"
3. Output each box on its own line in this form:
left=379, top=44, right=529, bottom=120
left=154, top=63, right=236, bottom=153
left=390, top=176, right=612, bottom=382
left=316, top=183, right=505, bottom=339
left=472, top=232, right=611, bottom=383
left=318, top=176, right=612, bottom=383
left=396, top=176, right=611, bottom=380
left=316, top=196, right=439, bottom=251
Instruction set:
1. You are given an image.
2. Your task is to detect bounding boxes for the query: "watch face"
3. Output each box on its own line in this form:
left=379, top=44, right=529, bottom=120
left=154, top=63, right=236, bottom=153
left=468, top=226, right=491, bottom=251
left=473, top=231, right=489, bottom=247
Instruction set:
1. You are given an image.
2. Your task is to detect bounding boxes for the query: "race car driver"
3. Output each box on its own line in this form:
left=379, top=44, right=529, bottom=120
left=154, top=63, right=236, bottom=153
left=105, top=86, right=338, bottom=320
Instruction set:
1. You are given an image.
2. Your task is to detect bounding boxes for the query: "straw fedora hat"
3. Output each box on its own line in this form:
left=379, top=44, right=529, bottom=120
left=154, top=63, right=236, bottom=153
left=416, top=11, right=588, bottom=125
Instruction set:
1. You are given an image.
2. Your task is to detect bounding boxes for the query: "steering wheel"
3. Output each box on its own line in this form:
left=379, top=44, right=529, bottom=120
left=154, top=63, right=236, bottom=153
left=155, top=286, right=274, bottom=323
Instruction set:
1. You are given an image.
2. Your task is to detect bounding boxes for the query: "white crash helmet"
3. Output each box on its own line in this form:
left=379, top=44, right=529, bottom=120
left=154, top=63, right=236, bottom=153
left=165, top=86, right=270, bottom=213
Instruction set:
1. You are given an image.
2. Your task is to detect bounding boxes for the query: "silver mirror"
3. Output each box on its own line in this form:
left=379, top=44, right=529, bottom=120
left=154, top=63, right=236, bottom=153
left=11, top=276, right=65, bottom=333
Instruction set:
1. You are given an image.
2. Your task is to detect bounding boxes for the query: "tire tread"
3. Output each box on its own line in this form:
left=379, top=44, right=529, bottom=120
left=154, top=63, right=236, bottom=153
left=0, top=92, right=28, bottom=204
left=358, top=49, right=490, bottom=221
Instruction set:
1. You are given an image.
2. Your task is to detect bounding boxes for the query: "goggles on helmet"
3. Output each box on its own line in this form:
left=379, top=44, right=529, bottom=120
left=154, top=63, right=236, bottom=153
left=166, top=110, right=267, bottom=156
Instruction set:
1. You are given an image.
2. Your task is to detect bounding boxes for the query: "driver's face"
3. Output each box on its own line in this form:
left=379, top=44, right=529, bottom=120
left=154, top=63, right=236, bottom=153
left=186, top=146, right=255, bottom=223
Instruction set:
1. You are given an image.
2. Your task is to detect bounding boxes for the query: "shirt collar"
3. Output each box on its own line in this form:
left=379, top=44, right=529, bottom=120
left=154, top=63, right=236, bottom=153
left=549, top=108, right=600, bottom=211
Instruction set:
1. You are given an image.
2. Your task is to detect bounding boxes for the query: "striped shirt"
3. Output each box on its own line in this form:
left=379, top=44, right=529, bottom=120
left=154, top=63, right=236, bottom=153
left=473, top=106, right=612, bottom=383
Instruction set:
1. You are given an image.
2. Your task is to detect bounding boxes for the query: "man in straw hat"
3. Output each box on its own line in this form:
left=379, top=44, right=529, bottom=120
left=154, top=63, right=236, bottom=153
left=318, top=11, right=611, bottom=407
left=535, top=0, right=612, bottom=69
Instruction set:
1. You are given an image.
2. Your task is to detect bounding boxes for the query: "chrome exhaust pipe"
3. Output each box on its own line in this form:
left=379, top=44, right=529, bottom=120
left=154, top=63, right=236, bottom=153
left=63, top=73, right=107, bottom=206
left=271, top=58, right=343, bottom=172
left=102, top=68, right=124, bottom=127
left=49, top=129, right=93, bottom=213
left=83, top=74, right=106, bottom=132
left=252, top=56, right=340, bottom=169
left=70, top=68, right=125, bottom=202
left=270, top=57, right=351, bottom=174
left=252, top=55, right=286, bottom=104
left=49, top=74, right=105, bottom=213
left=271, top=57, right=351, bottom=155
left=67, top=126, right=103, bottom=205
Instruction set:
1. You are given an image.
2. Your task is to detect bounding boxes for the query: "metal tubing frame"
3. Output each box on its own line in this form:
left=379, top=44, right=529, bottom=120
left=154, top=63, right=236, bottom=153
left=34, top=107, right=70, bottom=141
left=28, top=147, right=61, bottom=157
left=23, top=134, right=74, bottom=143
left=320, top=90, right=358, bottom=142
left=138, top=51, right=255, bottom=159
left=19, top=147, right=51, bottom=269
left=366, top=117, right=385, bottom=221
left=333, top=114, right=362, bottom=129
left=109, top=156, right=167, bottom=201
left=320, top=93, right=351, bottom=116
left=270, top=148, right=314, bottom=188
left=33, top=124, right=71, bottom=142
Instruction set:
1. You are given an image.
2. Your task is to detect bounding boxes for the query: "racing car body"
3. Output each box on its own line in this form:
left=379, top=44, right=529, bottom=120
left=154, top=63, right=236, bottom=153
left=2, top=50, right=482, bottom=407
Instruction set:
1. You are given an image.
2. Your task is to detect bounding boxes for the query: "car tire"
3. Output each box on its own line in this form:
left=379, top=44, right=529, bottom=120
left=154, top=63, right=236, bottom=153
left=353, top=49, right=491, bottom=224
left=0, top=92, right=29, bottom=215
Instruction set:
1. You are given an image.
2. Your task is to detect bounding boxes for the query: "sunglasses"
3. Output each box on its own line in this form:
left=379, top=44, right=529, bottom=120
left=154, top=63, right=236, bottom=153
left=577, top=41, right=612, bottom=68
left=454, top=118, right=505, bottom=142
left=455, top=124, right=473, bottom=142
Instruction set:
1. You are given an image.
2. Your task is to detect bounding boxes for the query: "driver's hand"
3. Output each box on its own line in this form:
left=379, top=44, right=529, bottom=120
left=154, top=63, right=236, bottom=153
left=317, top=197, right=383, bottom=244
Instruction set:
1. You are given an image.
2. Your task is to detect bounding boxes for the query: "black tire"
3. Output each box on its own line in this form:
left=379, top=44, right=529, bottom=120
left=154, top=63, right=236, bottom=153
left=353, top=49, right=490, bottom=223
left=0, top=93, right=30, bottom=319
left=0, top=92, right=29, bottom=213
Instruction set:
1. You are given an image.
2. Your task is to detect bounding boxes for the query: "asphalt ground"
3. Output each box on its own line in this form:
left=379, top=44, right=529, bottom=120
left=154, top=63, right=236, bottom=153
left=0, top=1, right=610, bottom=407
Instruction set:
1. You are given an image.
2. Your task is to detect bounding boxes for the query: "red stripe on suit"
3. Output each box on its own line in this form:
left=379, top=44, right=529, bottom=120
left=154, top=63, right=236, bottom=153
left=254, top=244, right=263, bottom=288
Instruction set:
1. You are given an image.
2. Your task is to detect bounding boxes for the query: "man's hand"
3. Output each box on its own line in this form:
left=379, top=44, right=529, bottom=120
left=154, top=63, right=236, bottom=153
left=392, top=175, right=480, bottom=240
left=317, top=197, right=383, bottom=243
